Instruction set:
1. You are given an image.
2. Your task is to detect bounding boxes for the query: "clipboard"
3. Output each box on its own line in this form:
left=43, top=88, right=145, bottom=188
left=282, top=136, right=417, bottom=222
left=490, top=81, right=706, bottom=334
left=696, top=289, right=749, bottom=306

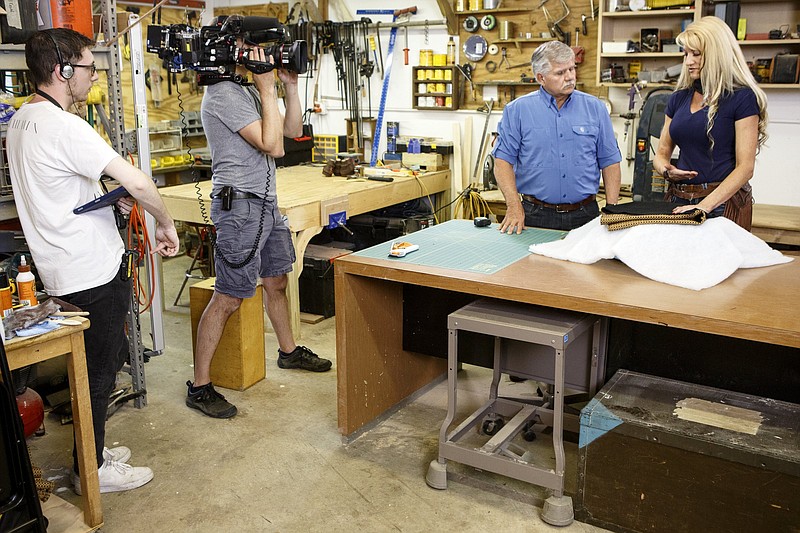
left=73, top=185, right=130, bottom=215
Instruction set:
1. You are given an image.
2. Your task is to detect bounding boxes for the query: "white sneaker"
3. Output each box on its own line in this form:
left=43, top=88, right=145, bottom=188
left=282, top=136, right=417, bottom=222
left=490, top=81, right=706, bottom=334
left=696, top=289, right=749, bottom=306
left=103, top=446, right=131, bottom=464
left=73, top=460, right=154, bottom=495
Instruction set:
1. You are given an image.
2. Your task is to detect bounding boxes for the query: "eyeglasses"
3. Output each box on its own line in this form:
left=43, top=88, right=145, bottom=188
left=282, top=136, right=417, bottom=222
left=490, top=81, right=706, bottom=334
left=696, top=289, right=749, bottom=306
left=73, top=62, right=97, bottom=75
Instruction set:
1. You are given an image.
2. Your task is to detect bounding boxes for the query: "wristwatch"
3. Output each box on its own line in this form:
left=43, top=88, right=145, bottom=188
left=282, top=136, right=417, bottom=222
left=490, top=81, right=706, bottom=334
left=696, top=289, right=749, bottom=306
left=663, top=168, right=671, bottom=180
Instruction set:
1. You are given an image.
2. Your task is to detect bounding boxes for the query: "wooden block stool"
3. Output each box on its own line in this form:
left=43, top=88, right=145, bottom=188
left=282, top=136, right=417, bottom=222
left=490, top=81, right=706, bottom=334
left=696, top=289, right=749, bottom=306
left=190, top=277, right=265, bottom=391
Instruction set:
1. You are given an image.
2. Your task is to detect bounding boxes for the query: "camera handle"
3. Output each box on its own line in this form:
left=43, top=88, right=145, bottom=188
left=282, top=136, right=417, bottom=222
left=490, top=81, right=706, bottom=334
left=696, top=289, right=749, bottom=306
left=242, top=58, right=276, bottom=75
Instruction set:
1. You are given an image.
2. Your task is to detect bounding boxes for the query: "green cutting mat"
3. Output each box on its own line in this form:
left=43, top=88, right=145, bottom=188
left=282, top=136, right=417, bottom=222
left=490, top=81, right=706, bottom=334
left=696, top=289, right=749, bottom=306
left=354, top=219, right=567, bottom=274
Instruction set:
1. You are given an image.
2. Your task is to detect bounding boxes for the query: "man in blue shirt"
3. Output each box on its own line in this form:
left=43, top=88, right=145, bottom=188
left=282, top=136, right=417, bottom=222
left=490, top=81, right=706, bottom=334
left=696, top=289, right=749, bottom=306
left=493, top=41, right=621, bottom=233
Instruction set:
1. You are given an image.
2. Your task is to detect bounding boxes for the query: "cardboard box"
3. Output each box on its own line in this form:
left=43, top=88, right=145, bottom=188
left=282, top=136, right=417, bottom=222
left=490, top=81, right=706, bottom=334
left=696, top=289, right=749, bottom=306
left=602, top=41, right=629, bottom=54
left=577, top=370, right=800, bottom=532
left=190, top=278, right=265, bottom=391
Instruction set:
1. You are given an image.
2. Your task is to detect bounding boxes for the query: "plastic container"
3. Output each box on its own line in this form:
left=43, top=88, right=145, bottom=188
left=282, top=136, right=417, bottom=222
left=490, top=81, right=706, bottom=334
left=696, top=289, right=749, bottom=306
left=0, top=271, right=12, bottom=317
left=447, top=37, right=456, bottom=65
left=49, top=0, right=93, bottom=39
left=16, top=255, right=38, bottom=307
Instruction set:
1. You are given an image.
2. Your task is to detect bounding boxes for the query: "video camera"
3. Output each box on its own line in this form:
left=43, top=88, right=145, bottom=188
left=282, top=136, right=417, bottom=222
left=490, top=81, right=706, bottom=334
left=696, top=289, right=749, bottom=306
left=146, top=15, right=308, bottom=85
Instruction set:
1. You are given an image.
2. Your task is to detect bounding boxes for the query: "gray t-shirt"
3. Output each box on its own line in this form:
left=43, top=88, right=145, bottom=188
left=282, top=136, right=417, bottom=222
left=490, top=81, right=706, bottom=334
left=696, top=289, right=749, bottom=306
left=201, top=82, right=277, bottom=198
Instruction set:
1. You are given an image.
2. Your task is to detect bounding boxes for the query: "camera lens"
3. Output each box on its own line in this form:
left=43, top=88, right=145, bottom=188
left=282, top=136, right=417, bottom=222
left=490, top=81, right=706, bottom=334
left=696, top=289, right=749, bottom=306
left=264, top=41, right=308, bottom=74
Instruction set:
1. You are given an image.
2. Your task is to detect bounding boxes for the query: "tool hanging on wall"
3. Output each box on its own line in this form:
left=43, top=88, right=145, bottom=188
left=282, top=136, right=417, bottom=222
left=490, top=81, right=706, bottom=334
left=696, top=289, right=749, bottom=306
left=403, top=24, right=410, bottom=65
left=480, top=15, right=496, bottom=31
left=543, top=0, right=571, bottom=45
left=500, top=47, right=512, bottom=70
left=472, top=99, right=495, bottom=186
left=370, top=7, right=417, bottom=167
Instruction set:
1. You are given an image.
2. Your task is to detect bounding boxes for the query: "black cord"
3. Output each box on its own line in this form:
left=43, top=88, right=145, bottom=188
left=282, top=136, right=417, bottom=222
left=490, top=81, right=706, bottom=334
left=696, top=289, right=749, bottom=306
left=184, top=84, right=272, bottom=270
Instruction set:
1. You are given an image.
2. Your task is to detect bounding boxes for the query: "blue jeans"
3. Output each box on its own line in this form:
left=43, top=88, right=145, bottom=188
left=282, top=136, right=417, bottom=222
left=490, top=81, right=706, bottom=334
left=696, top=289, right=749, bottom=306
left=667, top=195, right=725, bottom=218
left=522, top=199, right=600, bottom=231
left=59, top=273, right=131, bottom=472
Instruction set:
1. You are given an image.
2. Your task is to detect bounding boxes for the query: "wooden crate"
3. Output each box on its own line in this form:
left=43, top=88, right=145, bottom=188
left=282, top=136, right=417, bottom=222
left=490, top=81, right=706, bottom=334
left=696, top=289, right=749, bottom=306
left=189, top=278, right=265, bottom=391
left=577, top=370, right=800, bottom=533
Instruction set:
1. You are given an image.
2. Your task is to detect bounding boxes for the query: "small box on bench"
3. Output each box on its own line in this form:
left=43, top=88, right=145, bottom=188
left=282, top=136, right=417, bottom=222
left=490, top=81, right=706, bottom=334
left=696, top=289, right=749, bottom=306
left=577, top=370, right=800, bottom=533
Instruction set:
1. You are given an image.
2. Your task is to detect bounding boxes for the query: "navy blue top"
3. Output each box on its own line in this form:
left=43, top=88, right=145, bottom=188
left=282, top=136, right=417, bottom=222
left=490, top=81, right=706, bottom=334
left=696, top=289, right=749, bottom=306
left=493, top=89, right=621, bottom=204
left=665, top=87, right=759, bottom=184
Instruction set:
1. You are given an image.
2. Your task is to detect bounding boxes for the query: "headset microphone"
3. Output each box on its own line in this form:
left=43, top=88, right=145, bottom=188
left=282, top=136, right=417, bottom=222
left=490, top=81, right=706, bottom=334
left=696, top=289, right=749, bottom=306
left=46, top=30, right=74, bottom=80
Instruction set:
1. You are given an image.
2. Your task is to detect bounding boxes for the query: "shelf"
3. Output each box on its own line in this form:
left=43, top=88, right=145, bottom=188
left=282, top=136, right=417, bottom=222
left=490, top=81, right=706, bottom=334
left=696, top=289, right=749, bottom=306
left=412, top=66, right=460, bottom=110
left=601, top=8, right=695, bottom=17
left=454, top=7, right=534, bottom=16
left=738, top=39, right=800, bottom=46
left=600, top=52, right=685, bottom=58
left=475, top=80, right=538, bottom=86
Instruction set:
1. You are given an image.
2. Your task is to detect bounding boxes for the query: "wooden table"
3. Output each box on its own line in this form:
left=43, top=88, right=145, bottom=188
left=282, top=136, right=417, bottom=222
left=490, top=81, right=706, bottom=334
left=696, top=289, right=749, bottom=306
left=6, top=318, right=102, bottom=531
left=334, top=222, right=800, bottom=438
left=160, top=165, right=452, bottom=335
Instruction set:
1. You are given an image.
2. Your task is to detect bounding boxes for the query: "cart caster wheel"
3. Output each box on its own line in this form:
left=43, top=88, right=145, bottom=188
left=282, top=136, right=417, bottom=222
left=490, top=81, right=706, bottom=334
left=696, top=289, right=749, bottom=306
left=522, top=421, right=537, bottom=441
left=482, top=417, right=505, bottom=436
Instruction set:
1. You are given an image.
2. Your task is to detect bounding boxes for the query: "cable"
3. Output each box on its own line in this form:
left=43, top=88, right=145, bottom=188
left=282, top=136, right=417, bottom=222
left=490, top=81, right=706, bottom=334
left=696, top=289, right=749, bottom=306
left=127, top=202, right=156, bottom=312
left=411, top=173, right=439, bottom=225
left=453, top=186, right=495, bottom=220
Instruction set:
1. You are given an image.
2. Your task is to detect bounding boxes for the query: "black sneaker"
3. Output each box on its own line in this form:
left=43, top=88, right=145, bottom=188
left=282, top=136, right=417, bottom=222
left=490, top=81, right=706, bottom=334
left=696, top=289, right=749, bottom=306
left=277, top=346, right=332, bottom=372
left=185, top=381, right=238, bottom=418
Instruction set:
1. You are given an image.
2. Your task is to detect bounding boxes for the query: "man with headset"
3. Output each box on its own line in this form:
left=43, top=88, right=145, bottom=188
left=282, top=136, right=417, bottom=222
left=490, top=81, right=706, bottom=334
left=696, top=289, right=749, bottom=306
left=7, top=28, right=180, bottom=494
left=188, top=35, right=331, bottom=419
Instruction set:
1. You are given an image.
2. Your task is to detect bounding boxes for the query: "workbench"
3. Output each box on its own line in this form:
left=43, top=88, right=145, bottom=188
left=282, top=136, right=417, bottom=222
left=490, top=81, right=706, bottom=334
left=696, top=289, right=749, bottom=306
left=334, top=219, right=800, bottom=439
left=159, top=165, right=452, bottom=335
left=6, top=318, right=102, bottom=532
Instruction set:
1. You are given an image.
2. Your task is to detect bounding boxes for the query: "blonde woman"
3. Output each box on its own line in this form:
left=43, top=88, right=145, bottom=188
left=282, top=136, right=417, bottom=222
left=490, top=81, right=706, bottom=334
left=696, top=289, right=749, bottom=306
left=653, top=16, right=768, bottom=230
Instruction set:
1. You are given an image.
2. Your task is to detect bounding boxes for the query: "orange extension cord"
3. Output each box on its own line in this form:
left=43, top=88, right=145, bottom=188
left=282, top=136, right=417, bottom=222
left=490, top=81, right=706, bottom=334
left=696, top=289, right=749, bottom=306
left=127, top=203, right=156, bottom=313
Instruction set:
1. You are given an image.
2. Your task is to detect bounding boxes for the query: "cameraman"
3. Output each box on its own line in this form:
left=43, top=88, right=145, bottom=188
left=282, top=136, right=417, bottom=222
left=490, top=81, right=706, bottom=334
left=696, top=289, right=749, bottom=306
left=189, top=43, right=331, bottom=419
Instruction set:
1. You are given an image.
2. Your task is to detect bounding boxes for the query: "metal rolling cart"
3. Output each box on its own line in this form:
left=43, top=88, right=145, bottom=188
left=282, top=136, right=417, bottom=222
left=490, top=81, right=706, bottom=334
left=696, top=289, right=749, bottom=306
left=426, top=298, right=607, bottom=527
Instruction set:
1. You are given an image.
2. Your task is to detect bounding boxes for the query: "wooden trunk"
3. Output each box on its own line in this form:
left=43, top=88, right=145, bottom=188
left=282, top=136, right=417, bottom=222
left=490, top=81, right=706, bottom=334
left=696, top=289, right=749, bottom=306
left=190, top=278, right=265, bottom=391
left=576, top=370, right=800, bottom=533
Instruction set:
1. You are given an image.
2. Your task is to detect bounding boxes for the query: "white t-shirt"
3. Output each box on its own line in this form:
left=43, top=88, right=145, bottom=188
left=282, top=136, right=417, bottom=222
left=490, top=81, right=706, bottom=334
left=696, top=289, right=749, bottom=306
left=7, top=101, right=124, bottom=296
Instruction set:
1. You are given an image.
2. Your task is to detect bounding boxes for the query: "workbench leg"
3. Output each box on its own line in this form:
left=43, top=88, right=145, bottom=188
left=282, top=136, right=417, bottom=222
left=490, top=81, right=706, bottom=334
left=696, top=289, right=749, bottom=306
left=67, top=331, right=103, bottom=528
left=287, top=226, right=323, bottom=339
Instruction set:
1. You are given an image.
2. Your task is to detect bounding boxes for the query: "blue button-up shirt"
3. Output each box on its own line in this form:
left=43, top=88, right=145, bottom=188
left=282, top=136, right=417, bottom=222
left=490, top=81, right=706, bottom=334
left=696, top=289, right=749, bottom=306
left=493, top=88, right=621, bottom=204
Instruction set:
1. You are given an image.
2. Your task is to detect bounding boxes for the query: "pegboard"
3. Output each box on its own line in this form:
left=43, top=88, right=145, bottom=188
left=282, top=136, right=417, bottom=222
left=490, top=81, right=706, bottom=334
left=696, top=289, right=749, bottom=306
left=455, top=0, right=602, bottom=109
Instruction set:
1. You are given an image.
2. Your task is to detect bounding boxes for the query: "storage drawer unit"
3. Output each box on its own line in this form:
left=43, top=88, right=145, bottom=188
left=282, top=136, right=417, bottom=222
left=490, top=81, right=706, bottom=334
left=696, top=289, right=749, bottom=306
left=577, top=370, right=800, bottom=533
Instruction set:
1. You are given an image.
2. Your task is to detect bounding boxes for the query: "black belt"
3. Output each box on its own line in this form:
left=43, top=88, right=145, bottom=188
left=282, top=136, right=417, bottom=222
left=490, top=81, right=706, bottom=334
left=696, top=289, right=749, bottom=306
left=210, top=191, right=262, bottom=200
left=521, top=194, right=596, bottom=213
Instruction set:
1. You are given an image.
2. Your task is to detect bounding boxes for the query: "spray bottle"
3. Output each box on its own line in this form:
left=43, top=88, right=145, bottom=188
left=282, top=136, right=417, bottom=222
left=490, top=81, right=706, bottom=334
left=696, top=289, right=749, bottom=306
left=16, top=255, right=38, bottom=307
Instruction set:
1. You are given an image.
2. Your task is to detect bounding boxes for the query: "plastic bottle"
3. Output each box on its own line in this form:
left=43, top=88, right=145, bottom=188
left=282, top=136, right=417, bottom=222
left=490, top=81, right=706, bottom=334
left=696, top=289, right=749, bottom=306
left=0, top=271, right=12, bottom=317
left=16, top=255, right=38, bottom=307
left=446, top=37, right=456, bottom=66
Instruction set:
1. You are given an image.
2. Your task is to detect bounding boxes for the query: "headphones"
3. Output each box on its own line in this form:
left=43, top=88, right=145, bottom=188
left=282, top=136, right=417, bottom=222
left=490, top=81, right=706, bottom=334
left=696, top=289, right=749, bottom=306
left=45, top=30, right=74, bottom=80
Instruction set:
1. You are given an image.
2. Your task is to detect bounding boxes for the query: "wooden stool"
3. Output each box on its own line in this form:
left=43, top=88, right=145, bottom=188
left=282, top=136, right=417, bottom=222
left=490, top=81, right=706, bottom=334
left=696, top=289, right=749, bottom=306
left=190, top=278, right=265, bottom=391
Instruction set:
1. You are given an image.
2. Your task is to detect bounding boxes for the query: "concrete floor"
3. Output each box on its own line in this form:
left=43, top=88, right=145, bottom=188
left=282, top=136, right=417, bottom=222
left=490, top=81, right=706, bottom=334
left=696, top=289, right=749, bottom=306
left=27, top=253, right=611, bottom=533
